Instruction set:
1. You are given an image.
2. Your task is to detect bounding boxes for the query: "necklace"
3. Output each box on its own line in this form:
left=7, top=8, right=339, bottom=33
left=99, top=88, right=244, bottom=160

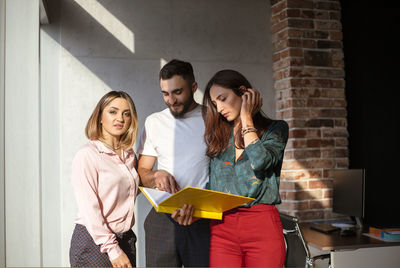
left=99, top=139, right=120, bottom=150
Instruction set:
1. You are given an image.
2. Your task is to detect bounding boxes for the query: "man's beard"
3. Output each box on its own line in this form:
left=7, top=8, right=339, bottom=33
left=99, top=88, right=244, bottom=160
left=167, top=98, right=195, bottom=118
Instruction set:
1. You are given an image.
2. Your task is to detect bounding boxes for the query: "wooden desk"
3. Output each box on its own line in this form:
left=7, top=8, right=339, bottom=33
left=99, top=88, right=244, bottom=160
left=300, top=223, right=400, bottom=268
left=300, top=223, right=400, bottom=251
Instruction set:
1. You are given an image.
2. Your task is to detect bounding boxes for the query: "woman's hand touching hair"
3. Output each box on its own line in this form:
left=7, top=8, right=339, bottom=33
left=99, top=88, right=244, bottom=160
left=240, top=87, right=262, bottom=123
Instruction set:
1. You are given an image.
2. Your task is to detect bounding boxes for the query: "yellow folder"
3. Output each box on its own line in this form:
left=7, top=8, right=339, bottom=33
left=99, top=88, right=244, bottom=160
left=139, top=186, right=255, bottom=220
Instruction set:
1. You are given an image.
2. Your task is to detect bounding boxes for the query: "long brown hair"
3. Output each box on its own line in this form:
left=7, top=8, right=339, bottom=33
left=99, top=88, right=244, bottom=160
left=85, top=91, right=138, bottom=149
left=202, top=70, right=271, bottom=157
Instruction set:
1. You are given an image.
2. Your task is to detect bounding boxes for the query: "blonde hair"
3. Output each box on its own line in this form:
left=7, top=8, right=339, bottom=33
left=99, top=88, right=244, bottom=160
left=85, top=91, right=138, bottom=149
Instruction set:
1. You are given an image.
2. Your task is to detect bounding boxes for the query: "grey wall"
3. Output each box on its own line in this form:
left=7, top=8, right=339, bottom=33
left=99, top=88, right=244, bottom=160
left=40, top=0, right=62, bottom=265
left=42, top=0, right=274, bottom=266
left=3, top=0, right=41, bottom=266
left=0, top=0, right=5, bottom=265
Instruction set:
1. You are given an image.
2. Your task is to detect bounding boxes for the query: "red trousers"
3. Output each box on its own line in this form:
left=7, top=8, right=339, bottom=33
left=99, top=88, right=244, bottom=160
left=210, top=204, right=285, bottom=267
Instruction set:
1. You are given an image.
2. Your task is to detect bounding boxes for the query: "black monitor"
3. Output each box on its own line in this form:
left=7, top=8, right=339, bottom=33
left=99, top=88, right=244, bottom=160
left=332, top=169, right=365, bottom=227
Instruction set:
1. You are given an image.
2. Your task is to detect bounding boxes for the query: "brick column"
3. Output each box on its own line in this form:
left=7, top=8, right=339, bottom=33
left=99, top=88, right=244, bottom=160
left=271, top=0, right=348, bottom=220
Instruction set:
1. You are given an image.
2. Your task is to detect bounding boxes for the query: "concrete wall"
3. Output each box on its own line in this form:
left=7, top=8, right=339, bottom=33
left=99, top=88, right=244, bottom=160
left=40, top=0, right=62, bottom=265
left=1, top=0, right=273, bottom=266
left=0, top=0, right=5, bottom=265
left=3, top=0, right=41, bottom=266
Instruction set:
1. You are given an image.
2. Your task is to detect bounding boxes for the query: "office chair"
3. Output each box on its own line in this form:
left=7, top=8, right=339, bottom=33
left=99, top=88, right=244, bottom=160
left=280, top=213, right=331, bottom=268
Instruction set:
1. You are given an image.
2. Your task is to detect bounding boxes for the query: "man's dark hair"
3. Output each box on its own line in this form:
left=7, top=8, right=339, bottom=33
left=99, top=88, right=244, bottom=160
left=159, top=59, right=195, bottom=86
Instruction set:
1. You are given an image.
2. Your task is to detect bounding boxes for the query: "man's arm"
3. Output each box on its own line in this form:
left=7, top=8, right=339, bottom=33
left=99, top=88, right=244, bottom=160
left=137, top=155, right=157, bottom=188
left=138, top=154, right=180, bottom=194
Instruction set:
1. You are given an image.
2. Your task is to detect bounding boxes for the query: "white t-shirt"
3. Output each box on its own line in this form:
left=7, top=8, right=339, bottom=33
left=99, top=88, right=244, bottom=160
left=137, top=105, right=209, bottom=189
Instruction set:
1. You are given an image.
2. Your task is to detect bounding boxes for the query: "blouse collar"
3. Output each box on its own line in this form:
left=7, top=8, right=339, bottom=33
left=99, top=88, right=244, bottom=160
left=90, top=140, right=135, bottom=158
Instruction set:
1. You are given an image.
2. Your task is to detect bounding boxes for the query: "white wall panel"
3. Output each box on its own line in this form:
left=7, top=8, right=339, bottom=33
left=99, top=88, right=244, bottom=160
left=4, top=0, right=41, bottom=266
left=0, top=0, right=6, bottom=264
left=40, top=0, right=62, bottom=265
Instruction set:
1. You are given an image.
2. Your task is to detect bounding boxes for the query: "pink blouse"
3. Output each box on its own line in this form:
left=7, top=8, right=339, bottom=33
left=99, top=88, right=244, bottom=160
left=71, top=140, right=139, bottom=261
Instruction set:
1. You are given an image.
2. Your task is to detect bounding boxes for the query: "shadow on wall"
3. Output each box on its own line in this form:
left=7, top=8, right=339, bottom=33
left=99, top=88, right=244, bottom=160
left=43, top=0, right=166, bottom=128
left=43, top=0, right=274, bottom=124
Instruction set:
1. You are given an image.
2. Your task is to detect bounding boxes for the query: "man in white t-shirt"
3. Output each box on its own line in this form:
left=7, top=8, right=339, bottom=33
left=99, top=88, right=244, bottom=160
left=137, top=59, right=210, bottom=267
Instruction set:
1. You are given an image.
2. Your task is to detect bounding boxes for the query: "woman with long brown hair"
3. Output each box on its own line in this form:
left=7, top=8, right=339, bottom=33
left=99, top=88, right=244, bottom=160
left=173, top=70, right=288, bottom=267
left=69, top=91, right=139, bottom=267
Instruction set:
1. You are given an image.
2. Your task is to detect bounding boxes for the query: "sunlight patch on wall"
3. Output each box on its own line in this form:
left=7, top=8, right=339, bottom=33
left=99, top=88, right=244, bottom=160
left=75, top=0, right=135, bottom=53
left=60, top=45, right=112, bottom=125
left=160, top=58, right=168, bottom=69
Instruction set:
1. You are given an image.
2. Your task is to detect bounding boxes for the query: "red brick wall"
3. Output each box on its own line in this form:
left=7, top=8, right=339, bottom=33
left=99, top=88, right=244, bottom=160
left=270, top=0, right=348, bottom=220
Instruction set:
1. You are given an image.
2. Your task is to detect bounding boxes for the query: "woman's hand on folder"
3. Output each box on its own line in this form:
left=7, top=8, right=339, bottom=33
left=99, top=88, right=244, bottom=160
left=171, top=204, right=199, bottom=226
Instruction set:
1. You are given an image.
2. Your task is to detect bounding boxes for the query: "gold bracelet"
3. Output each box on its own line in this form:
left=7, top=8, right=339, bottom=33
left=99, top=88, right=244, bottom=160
left=241, top=127, right=257, bottom=136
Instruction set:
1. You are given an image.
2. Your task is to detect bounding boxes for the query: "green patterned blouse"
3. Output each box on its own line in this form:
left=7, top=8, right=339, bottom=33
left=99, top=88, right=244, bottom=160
left=207, top=120, right=289, bottom=207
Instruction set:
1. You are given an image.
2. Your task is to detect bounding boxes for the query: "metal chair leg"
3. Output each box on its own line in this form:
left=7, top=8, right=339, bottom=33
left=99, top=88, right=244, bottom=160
left=305, top=256, right=314, bottom=268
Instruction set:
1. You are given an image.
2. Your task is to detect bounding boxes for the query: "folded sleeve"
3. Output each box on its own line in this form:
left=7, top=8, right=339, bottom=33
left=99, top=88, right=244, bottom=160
left=136, top=118, right=157, bottom=157
left=245, top=120, right=289, bottom=172
left=71, top=147, right=123, bottom=261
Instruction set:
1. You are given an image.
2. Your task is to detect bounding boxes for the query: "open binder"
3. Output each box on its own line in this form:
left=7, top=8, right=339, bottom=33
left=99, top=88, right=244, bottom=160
left=139, top=186, right=255, bottom=220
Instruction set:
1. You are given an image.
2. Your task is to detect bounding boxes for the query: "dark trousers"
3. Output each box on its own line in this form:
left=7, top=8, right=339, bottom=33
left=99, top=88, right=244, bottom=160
left=144, top=208, right=210, bottom=267
left=70, top=224, right=136, bottom=267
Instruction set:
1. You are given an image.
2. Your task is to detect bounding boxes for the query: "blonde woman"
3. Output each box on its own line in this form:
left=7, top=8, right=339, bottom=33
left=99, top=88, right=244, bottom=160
left=69, top=91, right=139, bottom=267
